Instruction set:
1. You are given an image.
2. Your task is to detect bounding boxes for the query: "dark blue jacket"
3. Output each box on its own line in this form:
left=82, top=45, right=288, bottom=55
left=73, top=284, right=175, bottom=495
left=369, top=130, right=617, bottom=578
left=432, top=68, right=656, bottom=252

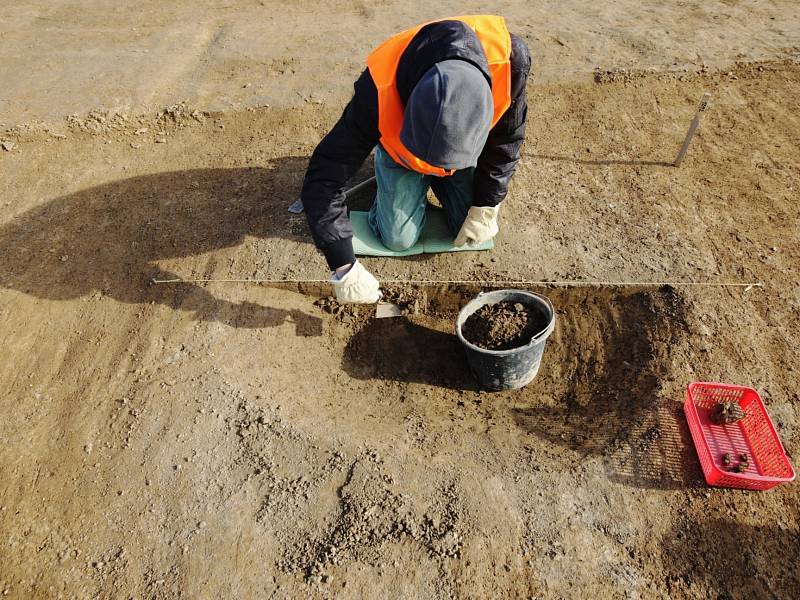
left=301, top=20, right=532, bottom=269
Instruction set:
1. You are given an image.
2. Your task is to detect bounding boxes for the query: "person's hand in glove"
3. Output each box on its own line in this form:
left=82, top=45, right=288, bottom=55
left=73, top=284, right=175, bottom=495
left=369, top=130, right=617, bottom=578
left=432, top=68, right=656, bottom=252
left=330, top=260, right=382, bottom=304
left=454, top=205, right=500, bottom=247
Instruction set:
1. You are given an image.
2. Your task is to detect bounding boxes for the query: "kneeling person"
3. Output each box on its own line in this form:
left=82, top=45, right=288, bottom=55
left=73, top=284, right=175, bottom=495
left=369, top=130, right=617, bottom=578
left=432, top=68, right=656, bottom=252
left=301, top=15, right=532, bottom=303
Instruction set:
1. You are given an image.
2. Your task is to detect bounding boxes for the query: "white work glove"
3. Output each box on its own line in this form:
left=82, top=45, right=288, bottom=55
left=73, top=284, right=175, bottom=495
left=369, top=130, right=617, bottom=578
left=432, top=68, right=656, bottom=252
left=330, top=260, right=382, bottom=304
left=454, top=205, right=500, bottom=247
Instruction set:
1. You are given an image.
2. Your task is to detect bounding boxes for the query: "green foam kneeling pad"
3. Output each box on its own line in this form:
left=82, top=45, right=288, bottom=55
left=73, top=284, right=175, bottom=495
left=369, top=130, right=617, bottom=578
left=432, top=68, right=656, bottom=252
left=350, top=210, right=423, bottom=257
left=350, top=210, right=494, bottom=257
left=421, top=209, right=494, bottom=253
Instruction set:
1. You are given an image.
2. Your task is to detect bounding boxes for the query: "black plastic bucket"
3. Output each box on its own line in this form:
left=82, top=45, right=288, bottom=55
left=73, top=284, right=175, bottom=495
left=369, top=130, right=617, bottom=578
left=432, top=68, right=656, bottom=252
left=455, top=289, right=555, bottom=390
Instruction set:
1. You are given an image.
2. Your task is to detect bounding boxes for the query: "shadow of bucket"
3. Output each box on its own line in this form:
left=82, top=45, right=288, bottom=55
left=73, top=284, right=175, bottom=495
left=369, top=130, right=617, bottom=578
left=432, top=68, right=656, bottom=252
left=455, top=289, right=556, bottom=390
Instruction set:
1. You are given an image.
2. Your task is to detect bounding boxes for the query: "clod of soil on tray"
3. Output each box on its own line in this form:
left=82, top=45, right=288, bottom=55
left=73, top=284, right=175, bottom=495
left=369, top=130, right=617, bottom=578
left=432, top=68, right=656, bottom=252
left=710, top=401, right=746, bottom=425
left=462, top=301, right=548, bottom=351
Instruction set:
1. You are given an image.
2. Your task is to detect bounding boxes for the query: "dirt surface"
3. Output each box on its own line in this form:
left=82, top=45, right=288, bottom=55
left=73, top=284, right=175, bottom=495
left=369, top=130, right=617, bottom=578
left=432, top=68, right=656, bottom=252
left=2, top=3, right=800, bottom=599
left=462, top=301, right=546, bottom=351
left=3, top=1, right=800, bottom=129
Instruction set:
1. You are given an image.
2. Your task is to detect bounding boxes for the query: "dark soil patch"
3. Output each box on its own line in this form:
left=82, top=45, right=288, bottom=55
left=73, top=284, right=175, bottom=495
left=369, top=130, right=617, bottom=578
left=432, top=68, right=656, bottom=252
left=461, top=301, right=548, bottom=351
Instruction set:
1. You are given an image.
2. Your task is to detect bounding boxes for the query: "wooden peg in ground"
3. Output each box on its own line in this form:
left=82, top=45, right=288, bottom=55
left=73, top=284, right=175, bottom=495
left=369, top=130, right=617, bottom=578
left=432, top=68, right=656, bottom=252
left=674, top=92, right=711, bottom=167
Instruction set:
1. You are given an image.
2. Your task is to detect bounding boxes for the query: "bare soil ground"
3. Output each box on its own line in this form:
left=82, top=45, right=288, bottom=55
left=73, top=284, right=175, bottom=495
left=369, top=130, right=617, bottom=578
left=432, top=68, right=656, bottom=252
left=2, top=1, right=800, bottom=126
left=1, top=4, right=800, bottom=600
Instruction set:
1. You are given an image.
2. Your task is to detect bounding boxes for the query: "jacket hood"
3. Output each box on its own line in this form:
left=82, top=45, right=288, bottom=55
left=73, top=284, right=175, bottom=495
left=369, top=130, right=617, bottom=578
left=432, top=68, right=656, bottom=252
left=400, top=59, right=493, bottom=171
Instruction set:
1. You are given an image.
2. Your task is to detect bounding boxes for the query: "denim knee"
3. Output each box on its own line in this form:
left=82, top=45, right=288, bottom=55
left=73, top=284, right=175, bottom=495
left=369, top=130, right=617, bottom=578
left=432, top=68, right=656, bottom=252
left=380, top=224, right=422, bottom=252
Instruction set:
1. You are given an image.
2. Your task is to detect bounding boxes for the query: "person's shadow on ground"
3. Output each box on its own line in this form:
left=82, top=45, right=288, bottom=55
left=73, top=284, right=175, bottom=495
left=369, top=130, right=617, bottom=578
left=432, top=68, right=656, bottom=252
left=341, top=317, right=479, bottom=391
left=511, top=287, right=698, bottom=490
left=661, top=517, right=800, bottom=598
left=0, top=160, right=322, bottom=333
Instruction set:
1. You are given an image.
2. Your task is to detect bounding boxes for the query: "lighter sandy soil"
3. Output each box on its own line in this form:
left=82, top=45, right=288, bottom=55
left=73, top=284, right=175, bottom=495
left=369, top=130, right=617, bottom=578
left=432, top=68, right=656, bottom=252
left=1, top=2, right=800, bottom=600
left=2, top=0, right=800, bottom=127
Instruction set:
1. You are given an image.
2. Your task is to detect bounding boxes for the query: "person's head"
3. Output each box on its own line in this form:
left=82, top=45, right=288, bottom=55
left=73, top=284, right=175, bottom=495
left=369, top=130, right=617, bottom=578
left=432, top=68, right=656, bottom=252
left=401, top=59, right=493, bottom=172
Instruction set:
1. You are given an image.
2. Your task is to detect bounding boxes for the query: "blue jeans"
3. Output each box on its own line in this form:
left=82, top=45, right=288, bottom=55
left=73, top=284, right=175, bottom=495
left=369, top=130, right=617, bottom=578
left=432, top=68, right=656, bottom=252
left=368, top=145, right=474, bottom=251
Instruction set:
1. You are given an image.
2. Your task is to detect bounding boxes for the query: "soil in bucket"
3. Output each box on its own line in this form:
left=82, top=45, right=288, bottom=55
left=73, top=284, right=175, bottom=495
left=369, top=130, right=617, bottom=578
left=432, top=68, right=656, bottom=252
left=461, top=301, right=549, bottom=351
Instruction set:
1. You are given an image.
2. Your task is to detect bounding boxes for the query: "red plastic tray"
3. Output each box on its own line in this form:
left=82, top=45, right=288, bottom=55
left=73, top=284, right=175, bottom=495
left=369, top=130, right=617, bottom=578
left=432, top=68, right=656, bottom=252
left=684, top=382, right=795, bottom=490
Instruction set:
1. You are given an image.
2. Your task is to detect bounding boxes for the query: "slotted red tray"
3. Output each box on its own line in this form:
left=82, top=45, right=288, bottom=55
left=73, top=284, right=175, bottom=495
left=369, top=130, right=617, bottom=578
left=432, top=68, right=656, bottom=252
left=684, top=382, right=795, bottom=490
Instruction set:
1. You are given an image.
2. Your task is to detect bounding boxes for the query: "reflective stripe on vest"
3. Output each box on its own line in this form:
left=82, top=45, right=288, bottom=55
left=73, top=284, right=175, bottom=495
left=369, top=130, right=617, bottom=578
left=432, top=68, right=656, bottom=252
left=366, top=15, right=512, bottom=177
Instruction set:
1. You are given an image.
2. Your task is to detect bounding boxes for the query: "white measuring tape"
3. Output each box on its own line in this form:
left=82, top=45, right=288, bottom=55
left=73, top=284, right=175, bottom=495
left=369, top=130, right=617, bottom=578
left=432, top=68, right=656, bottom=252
left=151, top=277, right=762, bottom=291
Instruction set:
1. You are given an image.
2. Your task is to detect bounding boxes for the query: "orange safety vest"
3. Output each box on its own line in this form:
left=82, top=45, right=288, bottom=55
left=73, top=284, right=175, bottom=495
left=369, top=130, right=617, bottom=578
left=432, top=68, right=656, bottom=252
left=366, top=15, right=512, bottom=177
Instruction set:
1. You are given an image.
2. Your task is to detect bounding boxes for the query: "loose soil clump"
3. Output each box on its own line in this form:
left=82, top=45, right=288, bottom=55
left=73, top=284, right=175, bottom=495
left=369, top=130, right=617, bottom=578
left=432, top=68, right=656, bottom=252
left=710, top=401, right=746, bottom=425
left=381, top=285, right=427, bottom=314
left=462, top=301, right=547, bottom=351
